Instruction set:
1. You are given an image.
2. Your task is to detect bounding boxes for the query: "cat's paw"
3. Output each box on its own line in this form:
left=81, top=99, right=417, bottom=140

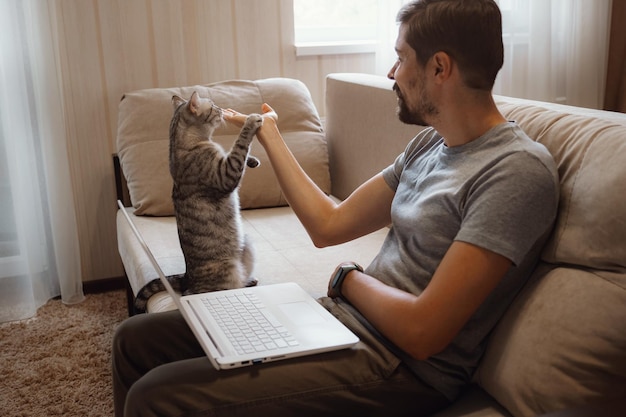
left=244, top=114, right=263, bottom=132
left=244, top=277, right=258, bottom=287
left=246, top=156, right=261, bottom=168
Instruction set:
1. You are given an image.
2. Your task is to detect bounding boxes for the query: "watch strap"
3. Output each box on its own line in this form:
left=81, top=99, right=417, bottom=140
left=331, top=262, right=363, bottom=298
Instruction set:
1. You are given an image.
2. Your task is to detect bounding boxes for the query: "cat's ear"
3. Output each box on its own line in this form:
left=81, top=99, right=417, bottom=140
left=172, top=95, right=186, bottom=111
left=189, top=91, right=200, bottom=115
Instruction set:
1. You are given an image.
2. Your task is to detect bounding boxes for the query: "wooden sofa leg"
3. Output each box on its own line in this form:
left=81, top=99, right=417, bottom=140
left=125, top=277, right=137, bottom=316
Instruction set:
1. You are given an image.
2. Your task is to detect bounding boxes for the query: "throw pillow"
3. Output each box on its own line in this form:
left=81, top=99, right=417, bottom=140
left=117, top=78, right=330, bottom=215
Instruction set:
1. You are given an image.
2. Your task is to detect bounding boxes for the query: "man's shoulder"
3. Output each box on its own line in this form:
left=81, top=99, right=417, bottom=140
left=493, top=122, right=557, bottom=175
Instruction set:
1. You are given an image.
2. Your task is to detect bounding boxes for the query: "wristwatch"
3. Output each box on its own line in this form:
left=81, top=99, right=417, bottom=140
left=330, top=262, right=363, bottom=298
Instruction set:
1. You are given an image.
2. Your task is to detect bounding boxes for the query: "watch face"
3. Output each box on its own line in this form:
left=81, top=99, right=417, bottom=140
left=331, top=269, right=344, bottom=288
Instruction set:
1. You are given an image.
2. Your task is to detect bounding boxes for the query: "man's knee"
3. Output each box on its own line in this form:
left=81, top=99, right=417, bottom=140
left=113, top=314, right=148, bottom=359
left=124, top=370, right=163, bottom=417
left=113, top=315, right=136, bottom=345
left=124, top=365, right=211, bottom=417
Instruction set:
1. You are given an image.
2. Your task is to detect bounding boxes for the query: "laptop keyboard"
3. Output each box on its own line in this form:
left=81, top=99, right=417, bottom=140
left=201, top=292, right=300, bottom=355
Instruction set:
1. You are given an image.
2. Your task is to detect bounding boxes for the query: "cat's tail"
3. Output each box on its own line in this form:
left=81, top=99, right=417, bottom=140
left=133, top=273, right=185, bottom=313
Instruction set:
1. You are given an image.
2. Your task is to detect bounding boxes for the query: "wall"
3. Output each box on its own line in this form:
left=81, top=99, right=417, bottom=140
left=53, top=0, right=377, bottom=282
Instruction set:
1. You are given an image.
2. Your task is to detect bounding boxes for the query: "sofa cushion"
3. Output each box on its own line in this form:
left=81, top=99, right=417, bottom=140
left=430, top=385, right=512, bottom=417
left=495, top=97, right=626, bottom=272
left=117, top=78, right=330, bottom=215
left=474, top=264, right=626, bottom=417
left=117, top=204, right=389, bottom=312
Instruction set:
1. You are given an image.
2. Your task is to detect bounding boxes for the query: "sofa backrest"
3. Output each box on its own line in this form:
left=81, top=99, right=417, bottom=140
left=117, top=78, right=330, bottom=216
left=494, top=96, right=626, bottom=273
left=326, top=73, right=626, bottom=273
left=325, top=73, right=426, bottom=200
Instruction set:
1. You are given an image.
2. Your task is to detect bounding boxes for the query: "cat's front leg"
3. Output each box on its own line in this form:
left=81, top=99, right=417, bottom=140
left=242, top=115, right=262, bottom=169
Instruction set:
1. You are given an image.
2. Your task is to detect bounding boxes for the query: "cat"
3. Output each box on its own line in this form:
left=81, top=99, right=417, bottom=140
left=133, top=91, right=261, bottom=313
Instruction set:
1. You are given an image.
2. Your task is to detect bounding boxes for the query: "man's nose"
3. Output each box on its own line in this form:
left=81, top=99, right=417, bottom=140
left=388, top=62, right=398, bottom=80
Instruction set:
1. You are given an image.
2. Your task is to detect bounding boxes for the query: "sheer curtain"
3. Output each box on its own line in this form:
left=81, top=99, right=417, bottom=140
left=0, top=0, right=84, bottom=323
left=374, top=0, right=408, bottom=75
left=374, top=0, right=612, bottom=109
left=493, top=0, right=611, bottom=108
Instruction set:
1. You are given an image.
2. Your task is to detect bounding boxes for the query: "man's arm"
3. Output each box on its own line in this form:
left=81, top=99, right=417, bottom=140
left=337, top=241, right=512, bottom=360
left=225, top=104, right=394, bottom=247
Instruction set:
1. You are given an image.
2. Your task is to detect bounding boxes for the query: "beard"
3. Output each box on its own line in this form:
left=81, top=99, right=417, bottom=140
left=393, top=82, right=437, bottom=126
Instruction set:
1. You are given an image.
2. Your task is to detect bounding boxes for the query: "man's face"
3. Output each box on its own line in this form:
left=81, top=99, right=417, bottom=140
left=388, top=24, right=438, bottom=126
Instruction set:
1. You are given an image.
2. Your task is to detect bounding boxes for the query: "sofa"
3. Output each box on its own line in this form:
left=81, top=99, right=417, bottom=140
left=115, top=73, right=626, bottom=416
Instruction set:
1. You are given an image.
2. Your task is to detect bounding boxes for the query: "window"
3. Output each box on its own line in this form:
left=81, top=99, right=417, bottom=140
left=294, top=0, right=610, bottom=107
left=293, top=0, right=405, bottom=57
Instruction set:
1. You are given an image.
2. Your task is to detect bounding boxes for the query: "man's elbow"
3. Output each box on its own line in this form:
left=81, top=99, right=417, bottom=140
left=407, top=345, right=441, bottom=361
left=310, top=236, right=330, bottom=248
left=309, top=230, right=341, bottom=248
left=404, top=333, right=451, bottom=361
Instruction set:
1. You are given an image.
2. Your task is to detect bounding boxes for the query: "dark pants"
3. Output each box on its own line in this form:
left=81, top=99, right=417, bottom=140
left=112, top=297, right=449, bottom=417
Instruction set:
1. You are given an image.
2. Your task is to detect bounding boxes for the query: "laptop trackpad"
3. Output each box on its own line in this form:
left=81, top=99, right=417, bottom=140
left=278, top=302, right=326, bottom=326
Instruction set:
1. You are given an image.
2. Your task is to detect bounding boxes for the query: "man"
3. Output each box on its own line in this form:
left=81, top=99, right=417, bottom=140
left=113, top=1, right=559, bottom=416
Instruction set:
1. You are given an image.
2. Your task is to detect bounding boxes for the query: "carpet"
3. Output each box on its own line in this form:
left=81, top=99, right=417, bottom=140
left=0, top=290, right=127, bottom=417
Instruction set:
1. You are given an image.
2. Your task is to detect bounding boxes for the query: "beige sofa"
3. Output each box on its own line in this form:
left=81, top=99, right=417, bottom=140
left=116, top=73, right=626, bottom=416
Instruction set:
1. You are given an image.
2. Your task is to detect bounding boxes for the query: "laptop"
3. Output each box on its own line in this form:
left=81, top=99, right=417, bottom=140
left=117, top=200, right=359, bottom=370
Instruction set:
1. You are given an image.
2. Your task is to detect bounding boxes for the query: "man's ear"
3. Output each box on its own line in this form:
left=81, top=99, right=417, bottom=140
left=432, top=52, right=452, bottom=81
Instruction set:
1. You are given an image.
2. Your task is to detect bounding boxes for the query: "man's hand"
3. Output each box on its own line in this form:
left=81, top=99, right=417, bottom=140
left=223, top=103, right=277, bottom=128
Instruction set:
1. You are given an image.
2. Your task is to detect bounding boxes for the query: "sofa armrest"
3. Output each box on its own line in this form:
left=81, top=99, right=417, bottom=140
left=325, top=73, right=426, bottom=199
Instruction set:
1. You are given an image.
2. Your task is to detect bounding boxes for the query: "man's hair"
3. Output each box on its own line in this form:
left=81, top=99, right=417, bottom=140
left=397, top=0, right=504, bottom=90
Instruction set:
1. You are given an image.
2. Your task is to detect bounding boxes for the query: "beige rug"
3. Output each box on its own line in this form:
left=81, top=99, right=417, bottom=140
left=0, top=290, right=127, bottom=417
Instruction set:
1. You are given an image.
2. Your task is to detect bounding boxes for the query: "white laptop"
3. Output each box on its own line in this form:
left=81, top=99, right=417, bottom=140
left=117, top=200, right=359, bottom=370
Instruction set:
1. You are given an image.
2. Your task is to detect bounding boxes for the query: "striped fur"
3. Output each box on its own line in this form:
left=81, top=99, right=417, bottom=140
left=170, top=91, right=261, bottom=294
left=133, top=92, right=261, bottom=311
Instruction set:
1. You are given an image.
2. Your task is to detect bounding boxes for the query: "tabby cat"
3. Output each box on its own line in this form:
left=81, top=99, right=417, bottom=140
left=133, top=91, right=261, bottom=312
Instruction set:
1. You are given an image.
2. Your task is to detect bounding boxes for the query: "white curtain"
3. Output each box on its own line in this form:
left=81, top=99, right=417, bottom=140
left=0, top=0, right=84, bottom=323
left=375, top=0, right=612, bottom=109
left=494, top=0, right=611, bottom=109
left=374, top=0, right=408, bottom=76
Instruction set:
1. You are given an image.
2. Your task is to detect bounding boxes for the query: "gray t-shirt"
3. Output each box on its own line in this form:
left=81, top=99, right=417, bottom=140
left=362, top=122, right=559, bottom=400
